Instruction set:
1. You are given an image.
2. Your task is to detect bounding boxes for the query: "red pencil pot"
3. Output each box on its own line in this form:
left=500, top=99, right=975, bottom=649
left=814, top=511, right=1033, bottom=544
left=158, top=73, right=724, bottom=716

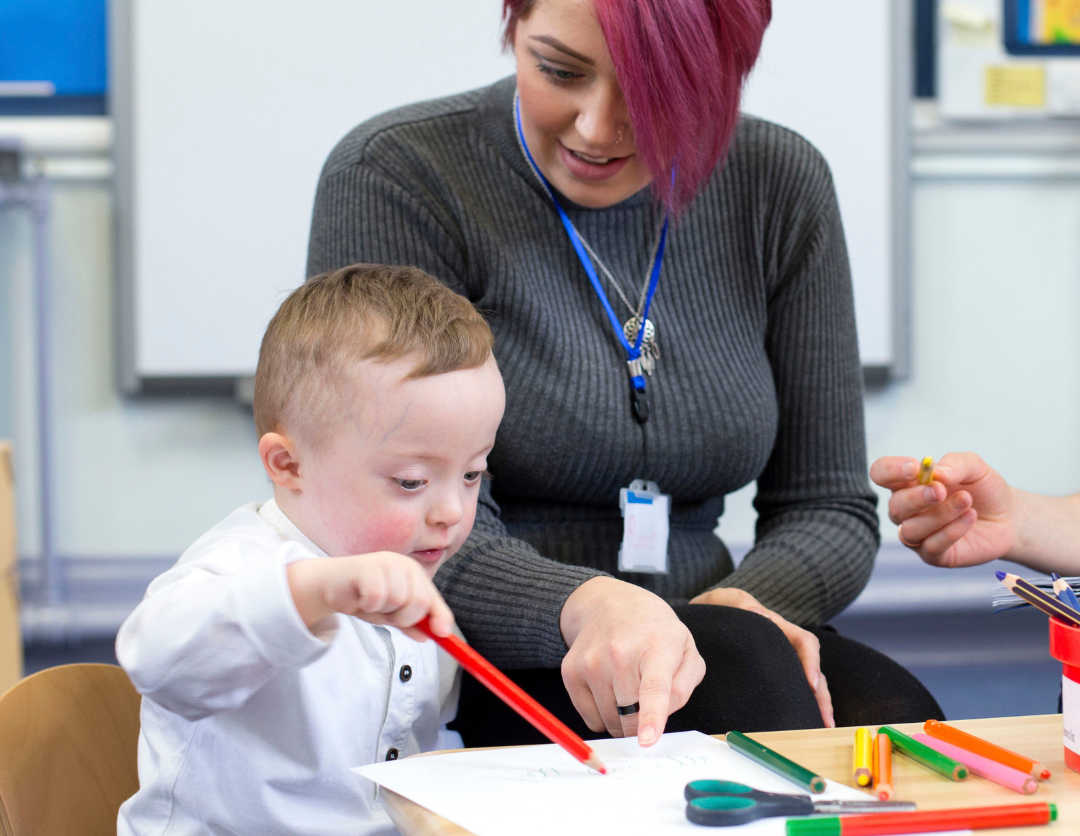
left=1049, top=617, right=1080, bottom=773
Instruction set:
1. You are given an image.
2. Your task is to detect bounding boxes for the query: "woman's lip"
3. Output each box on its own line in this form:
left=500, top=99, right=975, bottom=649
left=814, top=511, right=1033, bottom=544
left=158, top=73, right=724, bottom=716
left=557, top=143, right=632, bottom=182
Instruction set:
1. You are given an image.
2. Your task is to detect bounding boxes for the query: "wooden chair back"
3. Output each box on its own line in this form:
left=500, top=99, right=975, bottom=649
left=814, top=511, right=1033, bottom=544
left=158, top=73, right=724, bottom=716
left=0, top=663, right=141, bottom=836
left=0, top=442, right=20, bottom=691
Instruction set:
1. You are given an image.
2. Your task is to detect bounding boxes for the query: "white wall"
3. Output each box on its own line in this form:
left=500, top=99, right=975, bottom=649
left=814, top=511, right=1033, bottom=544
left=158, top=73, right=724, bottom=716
left=3, top=124, right=1080, bottom=631
left=721, top=170, right=1080, bottom=547
left=1, top=139, right=268, bottom=562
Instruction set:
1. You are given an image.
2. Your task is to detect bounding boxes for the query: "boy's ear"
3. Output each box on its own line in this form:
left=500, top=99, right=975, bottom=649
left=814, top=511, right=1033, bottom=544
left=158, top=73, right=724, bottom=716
left=259, top=431, right=303, bottom=490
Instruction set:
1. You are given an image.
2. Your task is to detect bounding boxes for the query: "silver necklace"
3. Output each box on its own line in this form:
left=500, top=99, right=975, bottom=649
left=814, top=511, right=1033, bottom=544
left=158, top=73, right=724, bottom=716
left=578, top=222, right=664, bottom=375
left=513, top=92, right=662, bottom=375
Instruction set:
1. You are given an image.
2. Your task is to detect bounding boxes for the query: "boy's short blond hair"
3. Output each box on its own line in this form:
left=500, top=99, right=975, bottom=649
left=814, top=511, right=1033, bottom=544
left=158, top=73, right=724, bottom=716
left=253, top=264, right=494, bottom=444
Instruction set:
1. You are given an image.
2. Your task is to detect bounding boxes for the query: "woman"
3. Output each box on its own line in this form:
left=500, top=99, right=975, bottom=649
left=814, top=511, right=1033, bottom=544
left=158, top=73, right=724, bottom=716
left=872, top=453, right=1080, bottom=573
left=307, top=0, right=941, bottom=743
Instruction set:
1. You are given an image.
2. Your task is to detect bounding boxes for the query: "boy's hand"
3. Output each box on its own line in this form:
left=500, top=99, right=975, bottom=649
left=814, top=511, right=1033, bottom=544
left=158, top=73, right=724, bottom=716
left=286, top=553, right=454, bottom=641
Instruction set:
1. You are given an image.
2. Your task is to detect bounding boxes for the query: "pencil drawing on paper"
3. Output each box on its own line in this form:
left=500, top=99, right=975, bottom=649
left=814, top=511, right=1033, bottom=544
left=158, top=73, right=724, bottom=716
left=520, top=753, right=713, bottom=781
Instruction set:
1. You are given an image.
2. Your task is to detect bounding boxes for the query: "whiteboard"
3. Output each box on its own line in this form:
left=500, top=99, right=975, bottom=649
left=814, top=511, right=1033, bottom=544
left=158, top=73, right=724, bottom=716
left=742, top=0, right=905, bottom=369
left=115, top=0, right=908, bottom=387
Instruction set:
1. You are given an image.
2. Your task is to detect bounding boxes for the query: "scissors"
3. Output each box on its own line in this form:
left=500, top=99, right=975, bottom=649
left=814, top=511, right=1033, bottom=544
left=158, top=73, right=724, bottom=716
left=684, top=780, right=916, bottom=827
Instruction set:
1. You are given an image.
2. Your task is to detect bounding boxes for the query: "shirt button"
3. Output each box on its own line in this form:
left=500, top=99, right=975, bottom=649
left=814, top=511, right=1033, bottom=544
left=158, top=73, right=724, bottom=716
left=386, top=748, right=399, bottom=761
left=399, top=665, right=413, bottom=682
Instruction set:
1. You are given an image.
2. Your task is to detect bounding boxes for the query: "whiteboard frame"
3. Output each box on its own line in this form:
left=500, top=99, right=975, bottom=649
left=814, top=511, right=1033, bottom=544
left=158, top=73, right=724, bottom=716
left=111, top=0, right=912, bottom=394
left=112, top=0, right=138, bottom=393
left=891, top=0, right=914, bottom=382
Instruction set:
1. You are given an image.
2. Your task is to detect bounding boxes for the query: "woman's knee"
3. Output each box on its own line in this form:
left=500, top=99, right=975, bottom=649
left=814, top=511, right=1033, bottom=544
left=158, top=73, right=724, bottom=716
left=668, top=604, right=823, bottom=733
left=817, top=629, right=944, bottom=726
left=675, top=604, right=800, bottom=675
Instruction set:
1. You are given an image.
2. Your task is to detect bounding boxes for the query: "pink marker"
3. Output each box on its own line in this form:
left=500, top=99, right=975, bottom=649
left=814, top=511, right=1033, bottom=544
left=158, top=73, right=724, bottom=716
left=912, top=733, right=1037, bottom=795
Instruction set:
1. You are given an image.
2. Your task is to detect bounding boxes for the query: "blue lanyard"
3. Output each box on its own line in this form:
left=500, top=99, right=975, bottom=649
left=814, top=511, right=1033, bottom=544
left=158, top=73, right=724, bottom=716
left=514, top=98, right=667, bottom=402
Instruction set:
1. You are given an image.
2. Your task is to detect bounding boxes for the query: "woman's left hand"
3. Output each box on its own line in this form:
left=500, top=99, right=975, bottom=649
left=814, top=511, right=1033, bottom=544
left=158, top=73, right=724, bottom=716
left=688, top=588, right=835, bottom=728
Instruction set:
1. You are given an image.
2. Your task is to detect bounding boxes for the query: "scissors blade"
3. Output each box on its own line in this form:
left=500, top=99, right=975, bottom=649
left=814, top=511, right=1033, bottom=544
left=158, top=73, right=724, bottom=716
left=812, top=800, right=917, bottom=814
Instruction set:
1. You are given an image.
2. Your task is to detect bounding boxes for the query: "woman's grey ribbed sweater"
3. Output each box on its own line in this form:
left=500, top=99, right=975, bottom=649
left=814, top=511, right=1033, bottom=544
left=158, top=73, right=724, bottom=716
left=307, top=77, right=879, bottom=669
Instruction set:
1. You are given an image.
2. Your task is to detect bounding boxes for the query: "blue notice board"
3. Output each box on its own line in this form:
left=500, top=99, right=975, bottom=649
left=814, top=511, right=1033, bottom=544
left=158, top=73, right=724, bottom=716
left=0, top=0, right=107, bottom=115
left=1005, top=0, right=1080, bottom=56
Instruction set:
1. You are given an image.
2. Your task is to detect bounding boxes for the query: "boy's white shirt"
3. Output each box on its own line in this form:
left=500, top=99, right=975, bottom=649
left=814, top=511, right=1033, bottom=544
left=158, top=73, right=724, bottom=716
left=116, top=498, right=462, bottom=836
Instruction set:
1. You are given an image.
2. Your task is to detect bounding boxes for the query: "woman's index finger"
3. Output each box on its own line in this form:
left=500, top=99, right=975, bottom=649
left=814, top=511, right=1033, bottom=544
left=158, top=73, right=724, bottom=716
left=635, top=647, right=682, bottom=746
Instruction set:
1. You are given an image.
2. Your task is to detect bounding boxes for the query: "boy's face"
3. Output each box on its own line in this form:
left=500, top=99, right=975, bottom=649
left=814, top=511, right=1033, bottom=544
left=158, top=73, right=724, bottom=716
left=271, top=355, right=505, bottom=577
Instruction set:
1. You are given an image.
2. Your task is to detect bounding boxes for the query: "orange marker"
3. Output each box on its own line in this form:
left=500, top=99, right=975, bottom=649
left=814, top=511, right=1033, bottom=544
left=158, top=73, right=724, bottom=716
left=923, top=720, right=1049, bottom=781
left=873, top=732, right=894, bottom=801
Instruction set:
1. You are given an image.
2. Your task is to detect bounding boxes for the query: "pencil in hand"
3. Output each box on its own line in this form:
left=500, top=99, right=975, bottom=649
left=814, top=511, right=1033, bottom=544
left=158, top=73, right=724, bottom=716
left=413, top=616, right=607, bottom=774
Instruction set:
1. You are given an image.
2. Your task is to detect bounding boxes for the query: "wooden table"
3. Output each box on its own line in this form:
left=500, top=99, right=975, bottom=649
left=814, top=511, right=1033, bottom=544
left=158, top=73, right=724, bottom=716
left=382, top=715, right=1076, bottom=835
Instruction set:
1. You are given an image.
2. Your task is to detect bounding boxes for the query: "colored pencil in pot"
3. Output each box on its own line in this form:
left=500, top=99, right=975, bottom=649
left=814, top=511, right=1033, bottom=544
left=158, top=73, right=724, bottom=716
left=923, top=719, right=1050, bottom=780
left=413, top=617, right=606, bottom=774
left=1051, top=572, right=1080, bottom=612
left=912, top=734, right=1037, bottom=794
left=726, top=730, right=827, bottom=793
left=785, top=801, right=1056, bottom=836
left=873, top=732, right=893, bottom=800
left=996, top=571, right=1080, bottom=627
left=854, top=727, right=873, bottom=787
left=878, top=725, right=967, bottom=781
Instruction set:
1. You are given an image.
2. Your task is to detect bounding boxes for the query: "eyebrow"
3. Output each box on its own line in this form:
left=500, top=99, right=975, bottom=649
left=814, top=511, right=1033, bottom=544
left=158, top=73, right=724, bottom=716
left=529, top=35, right=596, bottom=66
left=393, top=444, right=495, bottom=464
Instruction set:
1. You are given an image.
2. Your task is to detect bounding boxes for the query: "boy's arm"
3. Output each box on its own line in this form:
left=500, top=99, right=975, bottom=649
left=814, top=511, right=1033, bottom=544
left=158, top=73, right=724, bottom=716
left=119, top=543, right=455, bottom=721
left=117, top=540, right=336, bottom=721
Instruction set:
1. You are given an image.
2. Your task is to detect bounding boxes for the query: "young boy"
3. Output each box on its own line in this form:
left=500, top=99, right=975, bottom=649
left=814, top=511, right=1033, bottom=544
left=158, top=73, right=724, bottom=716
left=116, top=264, right=505, bottom=836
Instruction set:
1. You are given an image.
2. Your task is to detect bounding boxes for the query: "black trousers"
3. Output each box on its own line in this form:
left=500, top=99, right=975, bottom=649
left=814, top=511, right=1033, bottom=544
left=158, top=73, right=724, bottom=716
left=450, top=605, right=944, bottom=747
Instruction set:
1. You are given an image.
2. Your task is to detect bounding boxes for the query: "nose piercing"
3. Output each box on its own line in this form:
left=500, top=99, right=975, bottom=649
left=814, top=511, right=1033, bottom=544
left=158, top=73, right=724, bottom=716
left=617, top=128, right=624, bottom=143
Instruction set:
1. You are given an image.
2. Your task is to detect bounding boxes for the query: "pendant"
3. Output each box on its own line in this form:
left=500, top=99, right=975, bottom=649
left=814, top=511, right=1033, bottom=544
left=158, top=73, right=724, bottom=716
left=623, top=317, right=659, bottom=375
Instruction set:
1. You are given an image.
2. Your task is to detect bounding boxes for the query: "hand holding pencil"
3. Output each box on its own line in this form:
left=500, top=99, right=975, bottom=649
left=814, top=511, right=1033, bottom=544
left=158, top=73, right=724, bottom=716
left=870, top=452, right=1016, bottom=568
left=414, top=616, right=607, bottom=774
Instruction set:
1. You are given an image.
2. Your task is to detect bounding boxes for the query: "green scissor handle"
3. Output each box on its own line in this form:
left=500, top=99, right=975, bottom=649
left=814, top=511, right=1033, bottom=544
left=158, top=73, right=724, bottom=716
left=684, top=780, right=755, bottom=800
left=684, top=781, right=815, bottom=827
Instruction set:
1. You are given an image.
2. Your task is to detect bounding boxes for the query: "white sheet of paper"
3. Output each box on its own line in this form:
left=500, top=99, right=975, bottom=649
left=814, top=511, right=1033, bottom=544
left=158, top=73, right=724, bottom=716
left=356, top=731, right=968, bottom=836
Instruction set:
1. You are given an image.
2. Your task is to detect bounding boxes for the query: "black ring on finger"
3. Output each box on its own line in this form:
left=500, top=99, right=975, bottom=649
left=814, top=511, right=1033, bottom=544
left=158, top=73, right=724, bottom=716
left=616, top=702, right=640, bottom=716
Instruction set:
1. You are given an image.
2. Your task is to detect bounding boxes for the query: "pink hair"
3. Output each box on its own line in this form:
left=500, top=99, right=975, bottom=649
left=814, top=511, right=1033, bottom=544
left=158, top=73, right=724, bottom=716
left=504, top=0, right=772, bottom=215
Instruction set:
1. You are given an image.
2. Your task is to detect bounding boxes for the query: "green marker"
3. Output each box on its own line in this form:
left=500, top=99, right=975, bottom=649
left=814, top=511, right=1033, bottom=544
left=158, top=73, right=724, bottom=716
left=725, top=730, right=827, bottom=794
left=879, top=725, right=968, bottom=781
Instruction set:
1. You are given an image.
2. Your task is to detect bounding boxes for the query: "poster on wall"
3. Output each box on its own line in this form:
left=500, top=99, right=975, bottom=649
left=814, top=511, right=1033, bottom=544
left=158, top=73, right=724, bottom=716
left=1007, top=0, right=1080, bottom=52
left=940, top=0, right=1080, bottom=117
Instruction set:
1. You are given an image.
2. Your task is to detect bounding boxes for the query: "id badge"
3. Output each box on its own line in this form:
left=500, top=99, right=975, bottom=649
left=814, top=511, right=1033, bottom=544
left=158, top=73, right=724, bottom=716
left=618, top=479, right=670, bottom=574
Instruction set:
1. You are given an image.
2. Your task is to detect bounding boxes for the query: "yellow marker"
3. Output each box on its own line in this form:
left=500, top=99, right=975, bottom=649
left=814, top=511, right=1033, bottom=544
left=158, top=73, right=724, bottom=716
left=917, top=456, right=934, bottom=485
left=854, top=726, right=873, bottom=787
